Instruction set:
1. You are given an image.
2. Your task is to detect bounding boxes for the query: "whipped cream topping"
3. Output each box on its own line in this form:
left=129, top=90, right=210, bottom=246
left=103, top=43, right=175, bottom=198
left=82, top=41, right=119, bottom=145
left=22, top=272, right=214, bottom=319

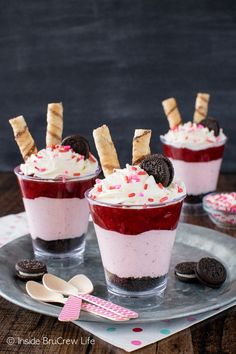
left=89, top=164, right=186, bottom=205
left=20, top=145, right=99, bottom=179
left=161, top=122, right=226, bottom=150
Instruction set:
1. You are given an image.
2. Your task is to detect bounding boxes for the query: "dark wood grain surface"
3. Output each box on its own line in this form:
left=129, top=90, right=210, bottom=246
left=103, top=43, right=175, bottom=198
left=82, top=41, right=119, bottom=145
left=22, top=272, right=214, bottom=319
left=0, top=172, right=235, bottom=354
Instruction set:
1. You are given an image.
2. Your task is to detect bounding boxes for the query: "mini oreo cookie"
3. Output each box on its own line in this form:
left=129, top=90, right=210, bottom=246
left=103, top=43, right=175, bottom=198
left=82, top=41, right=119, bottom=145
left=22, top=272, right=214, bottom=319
left=196, top=257, right=227, bottom=288
left=140, top=154, right=174, bottom=187
left=61, top=135, right=90, bottom=159
left=200, top=117, right=220, bottom=137
left=15, top=259, right=47, bottom=281
left=174, top=262, right=197, bottom=283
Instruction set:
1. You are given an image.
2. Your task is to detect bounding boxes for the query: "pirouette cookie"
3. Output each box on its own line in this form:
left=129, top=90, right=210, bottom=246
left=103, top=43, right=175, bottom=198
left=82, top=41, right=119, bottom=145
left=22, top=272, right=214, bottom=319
left=46, top=102, right=63, bottom=147
left=93, top=124, right=120, bottom=176
left=132, top=129, right=152, bottom=165
left=9, top=116, right=37, bottom=161
left=162, top=97, right=182, bottom=129
left=193, top=92, right=210, bottom=123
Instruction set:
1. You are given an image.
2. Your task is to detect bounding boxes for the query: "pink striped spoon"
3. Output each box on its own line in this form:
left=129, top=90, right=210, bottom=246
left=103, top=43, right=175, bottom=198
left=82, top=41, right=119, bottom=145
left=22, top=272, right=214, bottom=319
left=43, top=274, right=138, bottom=319
left=26, top=281, right=129, bottom=321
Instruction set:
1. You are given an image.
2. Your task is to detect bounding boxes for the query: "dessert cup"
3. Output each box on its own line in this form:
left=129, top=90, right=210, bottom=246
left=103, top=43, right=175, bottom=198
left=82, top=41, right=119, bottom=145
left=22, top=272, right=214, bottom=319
left=161, top=136, right=226, bottom=214
left=15, top=166, right=100, bottom=262
left=86, top=191, right=185, bottom=297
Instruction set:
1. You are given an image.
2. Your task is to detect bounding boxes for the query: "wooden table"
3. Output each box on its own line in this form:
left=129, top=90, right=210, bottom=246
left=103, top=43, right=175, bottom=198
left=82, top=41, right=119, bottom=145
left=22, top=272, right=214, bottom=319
left=0, top=172, right=235, bottom=354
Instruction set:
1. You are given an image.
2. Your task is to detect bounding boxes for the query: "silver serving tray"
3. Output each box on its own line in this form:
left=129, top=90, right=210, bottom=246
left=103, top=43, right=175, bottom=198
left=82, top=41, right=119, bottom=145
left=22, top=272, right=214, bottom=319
left=0, top=223, right=235, bottom=324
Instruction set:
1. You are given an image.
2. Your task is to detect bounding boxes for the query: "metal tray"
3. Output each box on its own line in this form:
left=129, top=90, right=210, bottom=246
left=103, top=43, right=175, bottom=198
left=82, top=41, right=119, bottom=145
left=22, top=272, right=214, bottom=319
left=0, top=223, right=235, bottom=324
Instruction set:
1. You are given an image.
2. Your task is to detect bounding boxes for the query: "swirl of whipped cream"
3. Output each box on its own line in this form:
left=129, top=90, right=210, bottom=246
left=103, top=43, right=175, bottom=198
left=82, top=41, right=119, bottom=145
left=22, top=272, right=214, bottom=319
left=20, top=145, right=99, bottom=179
left=161, top=122, right=227, bottom=150
left=89, top=164, right=186, bottom=205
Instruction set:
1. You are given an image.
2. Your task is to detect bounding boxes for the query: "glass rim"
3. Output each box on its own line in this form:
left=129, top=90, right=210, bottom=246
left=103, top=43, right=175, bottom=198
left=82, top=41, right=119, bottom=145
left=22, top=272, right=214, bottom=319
left=203, top=192, right=236, bottom=216
left=85, top=188, right=186, bottom=209
left=160, top=135, right=227, bottom=149
left=14, top=165, right=101, bottom=183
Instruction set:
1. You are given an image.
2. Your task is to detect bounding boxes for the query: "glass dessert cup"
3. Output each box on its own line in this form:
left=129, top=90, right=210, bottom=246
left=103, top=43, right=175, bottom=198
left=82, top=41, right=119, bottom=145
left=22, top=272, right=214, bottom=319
left=161, top=136, right=226, bottom=215
left=15, top=166, right=100, bottom=263
left=86, top=191, right=185, bottom=298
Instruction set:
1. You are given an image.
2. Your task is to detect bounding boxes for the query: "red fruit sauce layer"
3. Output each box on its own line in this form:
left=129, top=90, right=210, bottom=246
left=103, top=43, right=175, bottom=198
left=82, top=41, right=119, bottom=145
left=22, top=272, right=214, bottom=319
left=17, top=176, right=97, bottom=199
left=163, top=144, right=225, bottom=162
left=90, top=201, right=183, bottom=235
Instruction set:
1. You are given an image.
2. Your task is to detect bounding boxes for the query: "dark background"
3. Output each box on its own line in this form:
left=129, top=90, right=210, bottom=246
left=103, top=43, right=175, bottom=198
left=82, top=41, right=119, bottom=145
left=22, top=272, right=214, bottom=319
left=1, top=0, right=236, bottom=171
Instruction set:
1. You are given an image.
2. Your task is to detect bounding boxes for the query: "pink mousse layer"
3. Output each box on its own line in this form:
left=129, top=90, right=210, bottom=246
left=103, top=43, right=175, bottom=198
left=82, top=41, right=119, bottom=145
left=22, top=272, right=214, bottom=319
left=23, top=197, right=89, bottom=241
left=169, top=158, right=222, bottom=196
left=94, top=224, right=176, bottom=278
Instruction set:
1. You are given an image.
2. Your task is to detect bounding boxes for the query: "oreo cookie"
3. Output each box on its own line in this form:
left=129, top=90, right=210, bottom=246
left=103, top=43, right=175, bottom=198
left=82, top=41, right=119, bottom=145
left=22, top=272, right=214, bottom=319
left=61, top=135, right=90, bottom=159
left=200, top=117, right=220, bottom=137
left=140, top=154, right=174, bottom=187
left=15, top=259, right=47, bottom=281
left=174, top=262, right=197, bottom=283
left=196, top=257, right=227, bottom=288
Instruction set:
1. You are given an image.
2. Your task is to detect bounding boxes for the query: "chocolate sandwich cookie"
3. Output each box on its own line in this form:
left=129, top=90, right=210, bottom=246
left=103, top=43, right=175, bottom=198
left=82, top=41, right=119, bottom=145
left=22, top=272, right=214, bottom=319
left=140, top=154, right=174, bottom=187
left=15, top=259, right=47, bottom=281
left=62, top=135, right=90, bottom=159
left=174, top=262, right=197, bottom=283
left=200, top=117, right=220, bottom=137
left=196, top=257, right=227, bottom=288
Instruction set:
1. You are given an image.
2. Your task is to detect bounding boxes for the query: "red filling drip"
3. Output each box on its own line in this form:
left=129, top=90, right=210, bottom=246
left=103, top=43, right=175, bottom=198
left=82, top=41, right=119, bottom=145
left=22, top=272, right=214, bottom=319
left=17, top=175, right=97, bottom=199
left=89, top=201, right=183, bottom=235
left=163, top=143, right=225, bottom=162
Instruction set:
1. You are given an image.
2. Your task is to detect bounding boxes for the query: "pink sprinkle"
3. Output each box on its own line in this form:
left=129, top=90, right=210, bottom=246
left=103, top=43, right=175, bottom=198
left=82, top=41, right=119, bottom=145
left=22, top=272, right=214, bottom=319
left=64, top=170, right=69, bottom=174
left=178, top=186, right=183, bottom=193
left=63, top=145, right=71, bottom=151
left=158, top=183, right=164, bottom=189
left=131, top=166, right=137, bottom=171
left=125, top=176, right=130, bottom=183
left=144, top=184, right=148, bottom=190
left=131, top=175, right=141, bottom=182
left=115, top=185, right=121, bottom=189
left=160, top=196, right=168, bottom=203
left=128, top=193, right=136, bottom=198
left=139, top=193, right=144, bottom=197
left=138, top=171, right=146, bottom=175
left=148, top=198, right=154, bottom=202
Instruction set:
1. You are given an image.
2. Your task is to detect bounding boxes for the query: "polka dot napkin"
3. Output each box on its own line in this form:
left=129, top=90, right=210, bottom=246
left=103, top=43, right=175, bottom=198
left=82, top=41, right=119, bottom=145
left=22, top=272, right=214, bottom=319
left=0, top=212, right=235, bottom=352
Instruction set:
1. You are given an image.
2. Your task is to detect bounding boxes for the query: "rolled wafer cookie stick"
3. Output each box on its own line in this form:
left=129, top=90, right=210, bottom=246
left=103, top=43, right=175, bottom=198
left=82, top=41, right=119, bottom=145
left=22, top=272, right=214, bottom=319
left=162, top=97, right=182, bottom=129
left=93, top=125, right=120, bottom=177
left=132, top=129, right=152, bottom=165
left=46, top=102, right=63, bottom=146
left=193, top=93, right=210, bottom=123
left=9, top=115, right=37, bottom=161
